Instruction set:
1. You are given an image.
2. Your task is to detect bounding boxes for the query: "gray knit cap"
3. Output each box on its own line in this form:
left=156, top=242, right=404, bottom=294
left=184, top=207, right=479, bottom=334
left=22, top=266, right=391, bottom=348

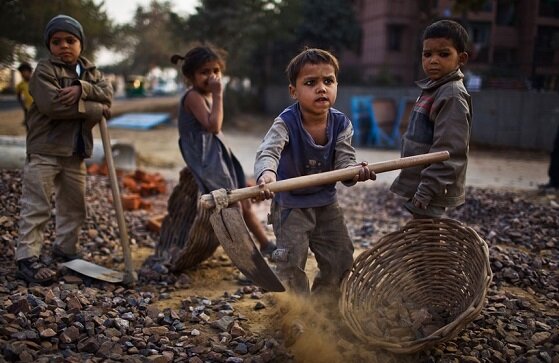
left=44, top=14, right=85, bottom=50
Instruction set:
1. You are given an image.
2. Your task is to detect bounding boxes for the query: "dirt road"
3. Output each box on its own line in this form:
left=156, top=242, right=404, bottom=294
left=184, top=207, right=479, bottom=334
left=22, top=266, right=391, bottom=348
left=0, top=95, right=551, bottom=189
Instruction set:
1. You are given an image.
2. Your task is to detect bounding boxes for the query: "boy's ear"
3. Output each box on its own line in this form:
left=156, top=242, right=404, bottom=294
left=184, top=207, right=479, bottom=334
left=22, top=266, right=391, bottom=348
left=459, top=51, right=469, bottom=66
left=289, top=84, right=297, bottom=100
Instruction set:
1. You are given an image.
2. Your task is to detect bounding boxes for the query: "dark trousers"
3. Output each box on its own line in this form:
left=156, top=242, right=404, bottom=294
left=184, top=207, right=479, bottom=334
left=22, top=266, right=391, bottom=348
left=549, top=125, right=559, bottom=187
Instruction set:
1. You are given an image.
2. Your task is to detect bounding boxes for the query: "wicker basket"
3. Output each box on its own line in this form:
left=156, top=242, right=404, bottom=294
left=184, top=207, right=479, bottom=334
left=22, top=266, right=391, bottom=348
left=340, top=218, right=492, bottom=354
left=156, top=167, right=220, bottom=271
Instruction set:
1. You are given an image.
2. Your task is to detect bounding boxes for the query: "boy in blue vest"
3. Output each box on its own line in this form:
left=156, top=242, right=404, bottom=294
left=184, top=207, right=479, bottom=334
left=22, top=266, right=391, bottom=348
left=254, top=48, right=375, bottom=296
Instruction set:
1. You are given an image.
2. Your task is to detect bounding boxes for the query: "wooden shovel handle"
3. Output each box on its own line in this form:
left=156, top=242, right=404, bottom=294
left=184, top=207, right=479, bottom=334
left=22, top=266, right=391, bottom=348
left=200, top=150, right=449, bottom=209
left=99, top=118, right=135, bottom=284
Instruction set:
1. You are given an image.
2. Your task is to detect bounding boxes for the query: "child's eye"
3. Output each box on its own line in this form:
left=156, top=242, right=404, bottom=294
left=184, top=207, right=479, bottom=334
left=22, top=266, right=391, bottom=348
left=423, top=52, right=432, bottom=57
left=66, top=38, right=77, bottom=44
left=439, top=52, right=450, bottom=57
left=304, top=80, right=315, bottom=86
left=324, top=78, right=335, bottom=85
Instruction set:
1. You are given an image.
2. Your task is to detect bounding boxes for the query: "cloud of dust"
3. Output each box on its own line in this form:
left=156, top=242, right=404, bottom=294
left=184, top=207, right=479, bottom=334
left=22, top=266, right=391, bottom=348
left=269, top=293, right=420, bottom=363
left=274, top=293, right=344, bottom=363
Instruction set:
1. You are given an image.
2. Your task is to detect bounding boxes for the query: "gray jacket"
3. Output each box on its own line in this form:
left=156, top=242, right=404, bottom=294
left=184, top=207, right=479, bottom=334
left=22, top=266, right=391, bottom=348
left=390, top=69, right=472, bottom=207
left=254, top=114, right=356, bottom=183
left=26, top=55, right=112, bottom=158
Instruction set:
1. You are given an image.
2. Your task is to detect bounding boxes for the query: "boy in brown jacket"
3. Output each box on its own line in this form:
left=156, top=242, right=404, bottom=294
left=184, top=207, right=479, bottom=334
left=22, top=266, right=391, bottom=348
left=391, top=20, right=472, bottom=218
left=16, top=14, right=112, bottom=284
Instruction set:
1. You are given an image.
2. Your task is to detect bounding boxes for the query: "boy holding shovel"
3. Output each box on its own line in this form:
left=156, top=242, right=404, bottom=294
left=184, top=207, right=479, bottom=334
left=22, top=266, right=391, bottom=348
left=254, top=48, right=375, bottom=297
left=15, top=15, right=112, bottom=284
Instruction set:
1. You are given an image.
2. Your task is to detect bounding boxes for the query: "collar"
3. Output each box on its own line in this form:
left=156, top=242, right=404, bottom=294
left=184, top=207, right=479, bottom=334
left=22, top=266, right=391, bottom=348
left=415, top=69, right=464, bottom=91
left=48, top=54, right=96, bottom=72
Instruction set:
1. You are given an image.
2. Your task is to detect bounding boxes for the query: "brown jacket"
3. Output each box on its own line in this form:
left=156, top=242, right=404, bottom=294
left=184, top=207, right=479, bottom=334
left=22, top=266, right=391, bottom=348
left=26, top=55, right=112, bottom=158
left=390, top=69, right=472, bottom=207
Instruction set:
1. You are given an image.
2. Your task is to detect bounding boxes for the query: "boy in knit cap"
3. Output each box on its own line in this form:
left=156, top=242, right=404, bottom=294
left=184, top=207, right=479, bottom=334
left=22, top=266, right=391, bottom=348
left=15, top=14, right=113, bottom=284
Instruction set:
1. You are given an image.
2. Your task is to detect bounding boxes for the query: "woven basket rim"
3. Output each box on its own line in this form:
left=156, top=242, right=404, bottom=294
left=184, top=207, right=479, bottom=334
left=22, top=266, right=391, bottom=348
left=340, top=218, right=493, bottom=354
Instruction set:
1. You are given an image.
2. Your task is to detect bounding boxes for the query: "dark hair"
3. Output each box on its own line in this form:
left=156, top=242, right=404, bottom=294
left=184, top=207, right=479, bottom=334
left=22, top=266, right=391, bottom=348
left=286, top=47, right=339, bottom=86
left=423, top=19, right=469, bottom=53
left=17, top=62, right=33, bottom=72
left=171, top=44, right=227, bottom=80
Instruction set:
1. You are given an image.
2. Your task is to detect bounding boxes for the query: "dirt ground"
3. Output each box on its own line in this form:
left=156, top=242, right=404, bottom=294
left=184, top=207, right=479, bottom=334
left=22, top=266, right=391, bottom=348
left=0, top=97, right=331, bottom=356
left=1, top=96, right=557, bottom=362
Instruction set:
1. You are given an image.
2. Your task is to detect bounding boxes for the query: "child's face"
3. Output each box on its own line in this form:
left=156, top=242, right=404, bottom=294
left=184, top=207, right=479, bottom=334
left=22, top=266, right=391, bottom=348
left=191, top=60, right=222, bottom=94
left=422, top=37, right=467, bottom=81
left=20, top=70, right=32, bottom=81
left=289, top=63, right=337, bottom=117
left=49, top=31, right=81, bottom=65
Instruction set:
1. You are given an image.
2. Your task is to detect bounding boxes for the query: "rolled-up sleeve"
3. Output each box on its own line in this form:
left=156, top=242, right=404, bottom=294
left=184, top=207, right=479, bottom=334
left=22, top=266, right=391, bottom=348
left=334, top=121, right=357, bottom=169
left=254, top=117, right=289, bottom=181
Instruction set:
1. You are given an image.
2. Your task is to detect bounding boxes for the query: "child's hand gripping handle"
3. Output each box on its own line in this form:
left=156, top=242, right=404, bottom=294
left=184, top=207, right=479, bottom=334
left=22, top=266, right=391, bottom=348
left=200, top=151, right=450, bottom=209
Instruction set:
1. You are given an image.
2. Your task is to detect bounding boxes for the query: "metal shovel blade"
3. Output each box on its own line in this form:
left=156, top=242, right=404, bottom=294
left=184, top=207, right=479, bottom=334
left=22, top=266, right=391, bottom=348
left=62, top=259, right=124, bottom=283
left=210, top=208, right=285, bottom=292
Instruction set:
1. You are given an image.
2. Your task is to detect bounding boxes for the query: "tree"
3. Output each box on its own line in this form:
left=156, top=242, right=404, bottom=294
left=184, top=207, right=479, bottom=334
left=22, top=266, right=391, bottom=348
left=296, top=0, right=361, bottom=54
left=113, top=1, right=186, bottom=75
left=0, top=0, right=116, bottom=66
left=183, top=0, right=297, bottom=81
left=175, top=0, right=300, bottom=112
left=179, top=0, right=361, bottom=110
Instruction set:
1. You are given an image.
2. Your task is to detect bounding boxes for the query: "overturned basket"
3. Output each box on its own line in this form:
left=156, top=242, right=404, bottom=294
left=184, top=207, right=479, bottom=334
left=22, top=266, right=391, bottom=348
left=156, top=167, right=220, bottom=272
left=340, top=218, right=492, bottom=354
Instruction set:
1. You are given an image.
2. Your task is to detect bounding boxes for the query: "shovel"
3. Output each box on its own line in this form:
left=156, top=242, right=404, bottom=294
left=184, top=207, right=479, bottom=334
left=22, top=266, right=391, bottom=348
left=200, top=151, right=450, bottom=292
left=62, top=118, right=136, bottom=284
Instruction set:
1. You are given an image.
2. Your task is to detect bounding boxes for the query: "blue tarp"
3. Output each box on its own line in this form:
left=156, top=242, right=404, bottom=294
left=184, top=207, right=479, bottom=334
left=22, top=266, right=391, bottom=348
left=108, top=113, right=171, bottom=130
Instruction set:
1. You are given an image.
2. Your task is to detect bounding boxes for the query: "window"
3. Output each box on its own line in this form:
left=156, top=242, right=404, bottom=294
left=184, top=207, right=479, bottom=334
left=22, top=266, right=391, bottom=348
left=481, top=0, right=493, bottom=12
left=493, top=47, right=517, bottom=65
left=496, top=0, right=516, bottom=26
left=469, top=22, right=491, bottom=62
left=539, top=0, right=559, bottom=18
left=534, top=26, right=559, bottom=65
left=387, top=25, right=404, bottom=52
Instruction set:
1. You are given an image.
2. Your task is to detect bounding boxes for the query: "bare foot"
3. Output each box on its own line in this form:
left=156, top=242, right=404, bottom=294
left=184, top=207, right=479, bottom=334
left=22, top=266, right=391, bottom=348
left=16, top=257, right=57, bottom=284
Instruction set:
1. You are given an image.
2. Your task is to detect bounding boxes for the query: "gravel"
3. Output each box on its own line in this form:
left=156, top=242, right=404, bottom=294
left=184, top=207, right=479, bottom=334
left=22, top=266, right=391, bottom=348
left=0, top=169, right=558, bottom=362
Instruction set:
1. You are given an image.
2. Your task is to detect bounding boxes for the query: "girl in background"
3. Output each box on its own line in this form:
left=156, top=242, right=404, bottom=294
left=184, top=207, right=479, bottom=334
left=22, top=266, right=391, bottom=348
left=171, top=45, right=276, bottom=257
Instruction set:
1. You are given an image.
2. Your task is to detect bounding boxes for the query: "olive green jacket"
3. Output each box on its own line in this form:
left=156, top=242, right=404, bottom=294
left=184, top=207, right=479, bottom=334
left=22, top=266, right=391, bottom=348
left=26, top=55, right=112, bottom=158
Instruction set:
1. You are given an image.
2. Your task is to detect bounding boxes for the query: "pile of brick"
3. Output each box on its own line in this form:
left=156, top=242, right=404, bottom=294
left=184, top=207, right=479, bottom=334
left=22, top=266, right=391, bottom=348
left=87, top=164, right=167, bottom=211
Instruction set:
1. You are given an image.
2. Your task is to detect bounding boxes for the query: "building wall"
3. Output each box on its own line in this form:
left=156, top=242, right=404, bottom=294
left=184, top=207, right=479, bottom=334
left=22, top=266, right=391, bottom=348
left=264, top=86, right=559, bottom=152
left=348, top=0, right=559, bottom=90
left=355, top=0, right=421, bottom=85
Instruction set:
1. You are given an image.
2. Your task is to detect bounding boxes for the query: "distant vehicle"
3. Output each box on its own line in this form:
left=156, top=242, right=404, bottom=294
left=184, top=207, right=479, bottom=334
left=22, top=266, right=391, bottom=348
left=125, top=75, right=146, bottom=97
left=152, top=78, right=179, bottom=95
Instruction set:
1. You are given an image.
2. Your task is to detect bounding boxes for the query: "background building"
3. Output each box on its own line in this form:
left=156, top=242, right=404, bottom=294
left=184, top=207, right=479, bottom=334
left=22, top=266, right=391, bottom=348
left=345, top=0, right=559, bottom=91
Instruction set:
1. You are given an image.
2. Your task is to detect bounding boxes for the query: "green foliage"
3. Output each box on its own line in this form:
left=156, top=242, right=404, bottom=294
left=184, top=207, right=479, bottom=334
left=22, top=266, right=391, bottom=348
left=296, top=0, right=361, bottom=53
left=176, top=0, right=361, bottom=111
left=184, top=0, right=298, bottom=80
left=113, top=1, right=188, bottom=75
left=0, top=0, right=116, bottom=66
